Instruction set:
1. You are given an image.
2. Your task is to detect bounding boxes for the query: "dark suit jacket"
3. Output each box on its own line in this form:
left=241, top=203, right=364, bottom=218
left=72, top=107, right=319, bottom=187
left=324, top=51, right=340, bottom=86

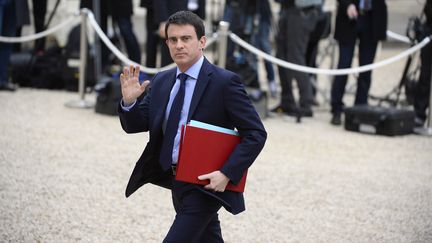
left=118, top=58, right=267, bottom=215
left=334, top=0, right=387, bottom=42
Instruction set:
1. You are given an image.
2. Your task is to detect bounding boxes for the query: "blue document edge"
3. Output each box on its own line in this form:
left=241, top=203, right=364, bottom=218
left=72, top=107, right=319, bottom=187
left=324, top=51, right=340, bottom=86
left=189, top=120, right=239, bottom=136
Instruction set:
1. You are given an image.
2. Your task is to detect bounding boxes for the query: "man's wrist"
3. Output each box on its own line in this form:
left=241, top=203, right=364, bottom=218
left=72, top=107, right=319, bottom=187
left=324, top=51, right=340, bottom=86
left=121, top=99, right=137, bottom=111
left=122, top=99, right=136, bottom=107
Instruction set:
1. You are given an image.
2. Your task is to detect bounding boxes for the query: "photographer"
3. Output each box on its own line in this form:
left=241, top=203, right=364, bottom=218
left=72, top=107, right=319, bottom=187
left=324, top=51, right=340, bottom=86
left=330, top=0, right=388, bottom=125
left=414, top=0, right=432, bottom=127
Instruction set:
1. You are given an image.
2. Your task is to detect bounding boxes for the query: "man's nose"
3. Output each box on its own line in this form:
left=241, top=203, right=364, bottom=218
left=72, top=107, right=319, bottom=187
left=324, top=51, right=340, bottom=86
left=176, top=41, right=184, bottom=49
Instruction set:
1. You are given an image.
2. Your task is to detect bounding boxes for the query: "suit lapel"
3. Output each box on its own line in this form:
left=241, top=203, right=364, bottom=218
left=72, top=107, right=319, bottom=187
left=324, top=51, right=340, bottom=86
left=187, top=58, right=212, bottom=121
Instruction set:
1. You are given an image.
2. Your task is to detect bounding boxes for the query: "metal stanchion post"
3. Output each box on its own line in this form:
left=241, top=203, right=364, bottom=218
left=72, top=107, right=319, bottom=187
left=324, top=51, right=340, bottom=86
left=414, top=42, right=432, bottom=135
left=217, top=21, right=229, bottom=68
left=92, top=0, right=102, bottom=83
left=65, top=9, right=95, bottom=109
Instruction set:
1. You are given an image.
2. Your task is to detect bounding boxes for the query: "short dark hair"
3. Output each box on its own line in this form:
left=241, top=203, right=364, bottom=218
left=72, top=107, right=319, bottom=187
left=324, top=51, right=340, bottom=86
left=165, top=11, right=205, bottom=39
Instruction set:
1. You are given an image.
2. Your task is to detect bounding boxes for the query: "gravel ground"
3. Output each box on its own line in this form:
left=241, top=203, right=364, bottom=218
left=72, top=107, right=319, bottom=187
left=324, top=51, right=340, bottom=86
left=1, top=43, right=432, bottom=242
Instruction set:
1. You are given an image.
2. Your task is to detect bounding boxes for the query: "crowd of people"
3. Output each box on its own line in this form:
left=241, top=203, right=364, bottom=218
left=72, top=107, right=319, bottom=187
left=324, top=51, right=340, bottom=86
left=0, top=0, right=431, bottom=126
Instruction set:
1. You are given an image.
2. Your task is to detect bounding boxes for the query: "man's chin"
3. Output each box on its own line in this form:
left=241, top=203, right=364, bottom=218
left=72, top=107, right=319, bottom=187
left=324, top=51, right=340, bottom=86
left=174, top=58, right=188, bottom=65
left=174, top=55, right=187, bottom=60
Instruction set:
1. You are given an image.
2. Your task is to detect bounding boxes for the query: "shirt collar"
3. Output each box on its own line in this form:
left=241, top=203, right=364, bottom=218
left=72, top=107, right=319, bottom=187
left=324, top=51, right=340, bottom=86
left=176, top=56, right=204, bottom=80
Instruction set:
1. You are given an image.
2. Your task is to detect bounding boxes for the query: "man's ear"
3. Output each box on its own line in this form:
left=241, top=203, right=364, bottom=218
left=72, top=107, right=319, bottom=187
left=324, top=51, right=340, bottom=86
left=199, top=36, right=207, bottom=50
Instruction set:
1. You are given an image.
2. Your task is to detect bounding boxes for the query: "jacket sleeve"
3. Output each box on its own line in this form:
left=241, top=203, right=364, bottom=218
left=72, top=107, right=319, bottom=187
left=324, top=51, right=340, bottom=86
left=219, top=74, right=267, bottom=184
left=118, top=87, right=151, bottom=134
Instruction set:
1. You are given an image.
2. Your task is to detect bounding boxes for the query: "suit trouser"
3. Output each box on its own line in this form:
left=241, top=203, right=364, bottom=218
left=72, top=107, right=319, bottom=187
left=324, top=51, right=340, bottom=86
left=160, top=44, right=174, bottom=67
left=116, top=16, right=141, bottom=64
left=251, top=18, right=275, bottom=82
left=276, top=8, right=318, bottom=111
left=163, top=180, right=223, bottom=243
left=32, top=0, right=47, bottom=52
left=0, top=0, right=15, bottom=85
left=414, top=41, right=432, bottom=120
left=145, top=7, right=159, bottom=68
left=330, top=12, right=378, bottom=115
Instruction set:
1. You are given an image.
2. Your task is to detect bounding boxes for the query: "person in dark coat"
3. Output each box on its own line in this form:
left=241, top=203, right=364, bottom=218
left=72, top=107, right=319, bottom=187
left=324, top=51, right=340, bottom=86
left=330, top=0, right=388, bottom=125
left=272, top=0, right=321, bottom=117
left=414, top=0, right=432, bottom=127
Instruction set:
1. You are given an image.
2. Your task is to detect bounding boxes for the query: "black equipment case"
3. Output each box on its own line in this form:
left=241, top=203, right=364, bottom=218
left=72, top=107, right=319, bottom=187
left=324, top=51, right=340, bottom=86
left=344, top=105, right=415, bottom=136
left=94, top=75, right=121, bottom=116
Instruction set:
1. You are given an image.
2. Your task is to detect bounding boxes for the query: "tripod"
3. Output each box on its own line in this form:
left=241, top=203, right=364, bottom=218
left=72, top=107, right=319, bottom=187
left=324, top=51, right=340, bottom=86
left=368, top=43, right=421, bottom=107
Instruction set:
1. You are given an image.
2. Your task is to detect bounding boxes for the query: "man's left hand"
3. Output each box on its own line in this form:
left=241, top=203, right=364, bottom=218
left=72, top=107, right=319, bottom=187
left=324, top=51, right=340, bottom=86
left=198, top=171, right=230, bottom=192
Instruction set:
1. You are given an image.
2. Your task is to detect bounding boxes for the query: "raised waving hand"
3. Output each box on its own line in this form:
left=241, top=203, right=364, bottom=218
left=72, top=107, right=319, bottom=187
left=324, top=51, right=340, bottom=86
left=120, top=65, right=150, bottom=105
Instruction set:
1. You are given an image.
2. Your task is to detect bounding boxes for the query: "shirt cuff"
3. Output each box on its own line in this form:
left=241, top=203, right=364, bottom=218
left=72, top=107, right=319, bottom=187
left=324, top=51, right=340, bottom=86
left=121, top=99, right=136, bottom=111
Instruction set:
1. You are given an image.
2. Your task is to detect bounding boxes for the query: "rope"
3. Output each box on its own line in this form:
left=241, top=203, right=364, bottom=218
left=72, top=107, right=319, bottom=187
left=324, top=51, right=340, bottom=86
left=205, top=32, right=218, bottom=47
left=386, top=30, right=411, bottom=44
left=229, top=32, right=430, bottom=76
left=0, top=9, right=217, bottom=75
left=0, top=15, right=80, bottom=43
left=0, top=8, right=425, bottom=77
left=86, top=12, right=173, bottom=74
left=87, top=11, right=218, bottom=74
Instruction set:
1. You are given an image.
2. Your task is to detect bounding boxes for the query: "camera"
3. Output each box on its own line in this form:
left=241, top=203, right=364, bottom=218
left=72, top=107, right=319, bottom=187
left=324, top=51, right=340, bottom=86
left=406, top=16, right=426, bottom=42
left=406, top=0, right=432, bottom=42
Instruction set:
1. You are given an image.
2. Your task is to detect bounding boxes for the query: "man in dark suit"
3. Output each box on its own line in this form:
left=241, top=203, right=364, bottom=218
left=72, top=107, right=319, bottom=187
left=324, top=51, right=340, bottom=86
left=118, top=11, right=266, bottom=242
left=272, top=0, right=321, bottom=117
left=330, top=0, right=387, bottom=125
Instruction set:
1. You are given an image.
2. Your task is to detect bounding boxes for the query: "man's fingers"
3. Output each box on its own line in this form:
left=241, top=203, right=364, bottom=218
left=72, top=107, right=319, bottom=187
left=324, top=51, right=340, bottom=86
left=123, top=67, right=129, bottom=77
left=134, top=65, right=140, bottom=78
left=121, top=66, right=143, bottom=85
left=140, top=80, right=150, bottom=92
left=204, top=184, right=224, bottom=192
left=120, top=73, right=124, bottom=83
left=198, top=173, right=211, bottom=180
left=204, top=184, right=218, bottom=192
left=129, top=65, right=134, bottom=77
left=198, top=171, right=228, bottom=192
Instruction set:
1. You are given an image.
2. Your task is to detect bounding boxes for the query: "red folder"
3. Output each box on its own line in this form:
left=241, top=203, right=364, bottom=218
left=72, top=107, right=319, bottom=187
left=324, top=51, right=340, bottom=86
left=175, top=122, right=247, bottom=192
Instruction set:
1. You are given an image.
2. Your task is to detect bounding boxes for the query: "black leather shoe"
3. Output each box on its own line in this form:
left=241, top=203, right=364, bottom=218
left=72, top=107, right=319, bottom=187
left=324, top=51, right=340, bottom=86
left=284, top=110, right=298, bottom=117
left=331, top=113, right=342, bottom=125
left=300, top=108, right=313, bottom=117
left=270, top=105, right=285, bottom=114
left=414, top=116, right=425, bottom=127
left=0, top=83, right=16, bottom=91
left=311, top=98, right=319, bottom=107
